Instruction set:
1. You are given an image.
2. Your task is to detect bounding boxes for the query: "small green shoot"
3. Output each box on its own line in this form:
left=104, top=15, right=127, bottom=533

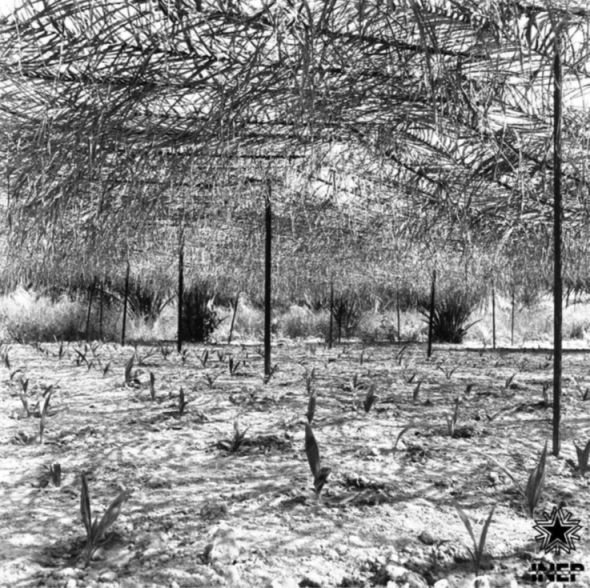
left=412, top=380, right=422, bottom=403
left=219, top=420, right=250, bottom=452
left=263, top=363, right=279, bottom=384
left=102, top=361, right=111, bottom=377
left=179, top=387, right=188, bottom=416
left=159, top=343, right=172, bottom=360
left=478, top=441, right=548, bottom=517
left=217, top=349, right=226, bottom=363
left=446, top=397, right=461, bottom=437
left=49, top=463, right=61, bottom=487
left=198, top=349, right=209, bottom=368
left=392, top=424, right=413, bottom=451
left=574, top=440, right=590, bottom=477
left=228, top=357, right=241, bottom=376
left=149, top=372, right=156, bottom=401
left=80, top=474, right=130, bottom=566
left=39, top=388, right=53, bottom=444
left=505, top=372, right=517, bottom=389
left=454, top=502, right=496, bottom=577
left=307, top=390, right=317, bottom=424
left=438, top=365, right=458, bottom=381
left=203, top=373, right=219, bottom=389
left=465, top=383, right=474, bottom=395
left=364, top=384, right=377, bottom=413
left=124, top=355, right=137, bottom=386
left=1, top=346, right=11, bottom=369
left=305, top=367, right=316, bottom=396
left=349, top=373, right=360, bottom=391
left=395, top=345, right=408, bottom=365
left=305, top=423, right=331, bottom=498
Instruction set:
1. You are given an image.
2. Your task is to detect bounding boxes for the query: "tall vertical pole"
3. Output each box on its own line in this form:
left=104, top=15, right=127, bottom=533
left=492, top=281, right=496, bottom=350
left=85, top=278, right=96, bottom=342
left=99, top=280, right=104, bottom=341
left=177, top=238, right=184, bottom=353
left=511, top=286, right=515, bottom=347
left=553, top=32, right=563, bottom=457
left=427, top=269, right=436, bottom=359
left=396, top=289, right=401, bottom=345
left=121, top=262, right=130, bottom=346
left=264, top=181, right=272, bottom=381
left=328, top=280, right=334, bottom=349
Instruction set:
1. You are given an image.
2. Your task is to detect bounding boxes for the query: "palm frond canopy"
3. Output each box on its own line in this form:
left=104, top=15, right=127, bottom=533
left=0, top=0, right=590, bottom=262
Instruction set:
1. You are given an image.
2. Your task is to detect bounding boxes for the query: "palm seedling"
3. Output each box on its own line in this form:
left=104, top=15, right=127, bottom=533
left=574, top=440, right=590, bottom=477
left=392, top=424, right=413, bottom=451
left=479, top=441, right=548, bottom=517
left=305, top=367, right=316, bottom=396
left=80, top=474, right=130, bottom=566
left=263, top=363, right=279, bottom=384
left=446, top=397, right=461, bottom=437
left=505, top=372, right=517, bottom=389
left=218, top=420, right=249, bottom=452
left=307, top=390, right=317, bottom=424
left=412, top=380, right=422, bottom=403
left=364, top=384, right=378, bottom=413
left=199, top=349, right=209, bottom=368
left=228, top=357, right=241, bottom=376
left=178, top=387, right=188, bottom=416
left=39, top=387, right=53, bottom=444
left=149, top=372, right=156, bottom=401
left=454, top=502, right=496, bottom=577
left=305, top=423, right=331, bottom=499
left=203, top=373, right=220, bottom=389
left=439, top=364, right=458, bottom=381
left=124, top=355, right=140, bottom=386
left=395, top=345, right=408, bottom=365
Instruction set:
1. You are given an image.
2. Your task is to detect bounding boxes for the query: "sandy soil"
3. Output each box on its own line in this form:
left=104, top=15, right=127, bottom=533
left=1, top=340, right=589, bottom=588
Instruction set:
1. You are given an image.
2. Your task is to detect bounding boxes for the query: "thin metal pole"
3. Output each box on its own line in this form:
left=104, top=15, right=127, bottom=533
left=553, top=32, right=563, bottom=458
left=328, top=281, right=334, bottom=349
left=427, top=269, right=436, bottom=358
left=121, top=262, right=130, bottom=346
left=264, top=181, right=272, bottom=381
left=177, top=240, right=184, bottom=353
left=492, top=282, right=496, bottom=350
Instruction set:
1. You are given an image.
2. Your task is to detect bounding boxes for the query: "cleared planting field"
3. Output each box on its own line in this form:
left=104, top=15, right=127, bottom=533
left=1, top=341, right=589, bottom=588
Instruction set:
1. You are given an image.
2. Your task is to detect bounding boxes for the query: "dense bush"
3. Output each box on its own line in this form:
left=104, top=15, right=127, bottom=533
left=419, top=287, right=482, bottom=344
left=181, top=281, right=221, bottom=342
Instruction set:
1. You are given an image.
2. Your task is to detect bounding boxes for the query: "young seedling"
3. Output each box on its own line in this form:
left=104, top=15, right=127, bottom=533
left=228, top=357, right=241, bottom=376
left=1, top=346, right=11, bottom=369
left=20, top=378, right=29, bottom=395
left=307, top=390, right=317, bottom=424
left=392, top=424, right=413, bottom=451
left=505, top=372, right=517, bottom=389
left=39, top=388, right=53, bottom=444
left=395, top=345, right=408, bottom=365
left=364, top=384, right=378, bottom=413
left=54, top=339, right=65, bottom=360
left=218, top=420, right=250, bottom=452
left=403, top=370, right=417, bottom=384
left=137, top=348, right=158, bottom=366
left=216, top=349, right=226, bottom=363
left=412, top=380, right=422, bottom=403
left=180, top=348, right=190, bottom=365
left=74, top=347, right=90, bottom=368
left=305, top=424, right=331, bottom=499
left=149, top=372, right=156, bottom=401
left=178, top=387, right=188, bottom=416
left=102, top=361, right=111, bottom=377
left=438, top=365, right=458, bottom=381
left=124, top=355, right=139, bottom=386
left=49, top=463, right=61, bottom=487
left=478, top=441, right=548, bottom=517
left=198, top=349, right=209, bottom=368
left=574, top=440, right=590, bottom=477
left=465, top=383, right=474, bottom=395
left=446, top=397, right=461, bottom=437
left=203, top=373, right=220, bottom=389
left=305, top=367, right=316, bottom=396
left=359, top=349, right=371, bottom=365
left=454, top=502, right=496, bottom=577
left=263, top=363, right=279, bottom=384
left=349, top=373, right=361, bottom=391
left=159, top=343, right=172, bottom=360
left=79, top=473, right=130, bottom=566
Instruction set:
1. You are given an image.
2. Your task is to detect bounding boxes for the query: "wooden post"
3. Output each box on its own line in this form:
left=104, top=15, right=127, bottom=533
left=99, top=280, right=104, bottom=341
left=228, top=292, right=239, bottom=345
left=177, top=240, right=184, bottom=353
left=396, top=289, right=401, bottom=345
left=121, top=262, right=130, bottom=346
left=264, top=182, right=272, bottom=382
left=511, top=287, right=515, bottom=346
left=492, top=282, right=496, bottom=350
left=85, top=278, right=96, bottom=342
left=427, top=269, right=436, bottom=359
left=553, top=33, right=563, bottom=457
left=328, top=281, right=334, bottom=349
